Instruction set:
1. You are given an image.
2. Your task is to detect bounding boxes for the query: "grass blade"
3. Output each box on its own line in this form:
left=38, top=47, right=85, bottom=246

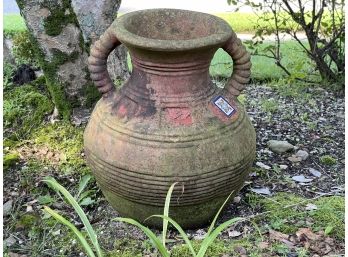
left=206, top=191, right=234, bottom=237
left=44, top=206, right=96, bottom=257
left=114, top=217, right=170, bottom=257
left=162, top=182, right=178, bottom=247
left=197, top=217, right=244, bottom=257
left=77, top=174, right=92, bottom=199
left=43, top=177, right=103, bottom=257
left=149, top=214, right=196, bottom=256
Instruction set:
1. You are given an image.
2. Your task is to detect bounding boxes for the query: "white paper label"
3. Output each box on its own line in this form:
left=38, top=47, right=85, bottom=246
left=213, top=96, right=235, bottom=116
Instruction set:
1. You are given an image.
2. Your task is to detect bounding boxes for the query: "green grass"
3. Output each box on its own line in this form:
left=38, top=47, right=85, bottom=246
left=210, top=41, right=315, bottom=82
left=3, top=14, right=27, bottom=36
left=216, top=12, right=277, bottom=33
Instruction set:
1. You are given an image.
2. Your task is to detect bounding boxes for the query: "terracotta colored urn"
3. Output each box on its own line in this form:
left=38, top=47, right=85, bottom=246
left=85, top=9, right=256, bottom=228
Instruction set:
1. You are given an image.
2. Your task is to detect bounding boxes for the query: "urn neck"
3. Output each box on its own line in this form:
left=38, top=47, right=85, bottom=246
left=122, top=49, right=218, bottom=107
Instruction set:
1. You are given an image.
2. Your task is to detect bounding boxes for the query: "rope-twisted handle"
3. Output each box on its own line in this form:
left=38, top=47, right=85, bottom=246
left=88, top=28, right=121, bottom=96
left=222, top=33, right=252, bottom=96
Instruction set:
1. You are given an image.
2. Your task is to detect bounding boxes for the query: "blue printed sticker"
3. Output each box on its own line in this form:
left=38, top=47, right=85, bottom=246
left=213, top=96, right=236, bottom=117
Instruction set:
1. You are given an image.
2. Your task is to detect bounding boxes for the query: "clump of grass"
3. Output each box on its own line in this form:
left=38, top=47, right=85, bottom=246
left=312, top=196, right=344, bottom=239
left=319, top=155, right=337, bottom=165
left=258, top=193, right=305, bottom=234
left=3, top=152, right=20, bottom=170
left=43, top=177, right=103, bottom=257
left=260, top=98, right=279, bottom=113
left=256, top=193, right=344, bottom=239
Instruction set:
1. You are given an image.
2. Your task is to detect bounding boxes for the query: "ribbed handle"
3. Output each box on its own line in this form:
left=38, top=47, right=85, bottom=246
left=88, top=28, right=121, bottom=96
left=222, top=32, right=252, bottom=96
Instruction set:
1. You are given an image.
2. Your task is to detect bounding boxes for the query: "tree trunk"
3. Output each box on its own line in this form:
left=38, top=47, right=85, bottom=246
left=71, top=0, right=129, bottom=81
left=16, top=0, right=127, bottom=119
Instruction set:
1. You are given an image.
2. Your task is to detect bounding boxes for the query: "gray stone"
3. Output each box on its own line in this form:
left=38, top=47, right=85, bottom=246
left=309, top=168, right=322, bottom=177
left=4, top=200, right=13, bottom=216
left=256, top=161, right=271, bottom=170
left=296, top=150, right=309, bottom=161
left=292, top=175, right=313, bottom=183
left=267, top=140, right=294, bottom=153
left=250, top=187, right=271, bottom=195
left=4, top=236, right=16, bottom=247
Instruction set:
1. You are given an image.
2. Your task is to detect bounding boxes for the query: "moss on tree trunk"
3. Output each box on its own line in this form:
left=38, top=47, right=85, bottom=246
left=16, top=0, right=104, bottom=119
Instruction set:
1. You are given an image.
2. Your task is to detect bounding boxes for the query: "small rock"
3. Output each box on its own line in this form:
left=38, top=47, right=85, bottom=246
left=26, top=205, right=33, bottom=212
left=292, top=175, right=313, bottom=183
left=228, top=230, right=242, bottom=237
left=288, top=155, right=302, bottom=162
left=4, top=236, right=16, bottom=247
left=256, top=162, right=271, bottom=170
left=250, top=187, right=271, bottom=195
left=4, top=200, right=13, bottom=216
left=193, top=229, right=206, bottom=240
left=305, top=203, right=318, bottom=210
left=234, top=246, right=247, bottom=255
left=267, top=140, right=294, bottom=153
left=52, top=229, right=61, bottom=236
left=279, top=164, right=288, bottom=170
left=309, top=168, right=322, bottom=177
left=296, top=150, right=309, bottom=160
left=233, top=196, right=241, bottom=203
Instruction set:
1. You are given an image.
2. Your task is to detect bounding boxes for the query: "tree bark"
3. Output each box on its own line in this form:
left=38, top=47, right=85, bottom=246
left=71, top=0, right=129, bottom=81
left=16, top=0, right=127, bottom=119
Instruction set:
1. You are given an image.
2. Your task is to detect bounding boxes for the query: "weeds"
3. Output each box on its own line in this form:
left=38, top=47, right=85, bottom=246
left=44, top=179, right=243, bottom=257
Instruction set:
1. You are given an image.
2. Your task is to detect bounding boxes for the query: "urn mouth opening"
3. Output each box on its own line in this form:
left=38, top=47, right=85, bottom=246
left=114, top=9, right=233, bottom=51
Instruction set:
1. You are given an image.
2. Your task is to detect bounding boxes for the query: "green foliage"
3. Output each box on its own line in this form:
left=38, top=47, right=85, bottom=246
left=3, top=62, right=16, bottom=91
left=44, top=177, right=103, bottom=257
left=319, top=155, right=337, bottom=165
left=44, top=206, right=97, bottom=257
left=116, top=185, right=242, bottom=257
left=3, top=152, right=20, bottom=170
left=12, top=31, right=37, bottom=65
left=227, top=1, right=345, bottom=86
left=3, top=79, right=54, bottom=139
left=260, top=98, right=278, bottom=113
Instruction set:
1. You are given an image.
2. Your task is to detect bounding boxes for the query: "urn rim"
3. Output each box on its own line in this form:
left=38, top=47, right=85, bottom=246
left=113, top=8, right=233, bottom=51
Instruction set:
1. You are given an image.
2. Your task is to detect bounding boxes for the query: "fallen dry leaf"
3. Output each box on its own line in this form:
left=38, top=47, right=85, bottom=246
left=269, top=229, right=296, bottom=248
left=258, top=241, right=269, bottom=249
left=295, top=228, right=335, bottom=255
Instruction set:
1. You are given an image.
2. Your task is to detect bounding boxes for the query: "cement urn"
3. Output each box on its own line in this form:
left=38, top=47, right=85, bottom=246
left=85, top=9, right=256, bottom=228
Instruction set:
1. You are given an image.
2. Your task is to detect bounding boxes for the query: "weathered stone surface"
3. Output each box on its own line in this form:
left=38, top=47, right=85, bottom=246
left=267, top=140, right=294, bottom=153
